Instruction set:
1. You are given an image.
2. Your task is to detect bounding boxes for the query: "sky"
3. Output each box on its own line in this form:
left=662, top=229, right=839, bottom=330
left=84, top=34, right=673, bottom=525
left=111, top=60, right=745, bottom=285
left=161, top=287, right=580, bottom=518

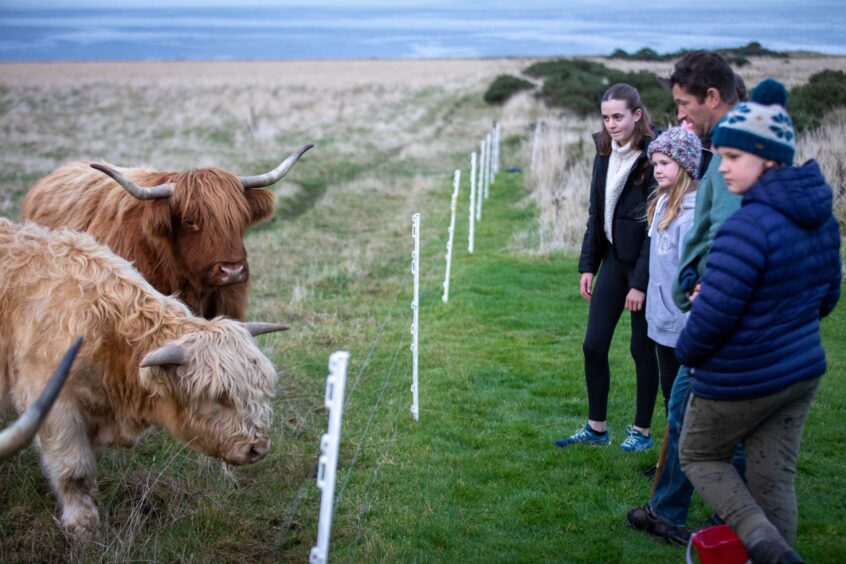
left=1, top=0, right=843, bottom=60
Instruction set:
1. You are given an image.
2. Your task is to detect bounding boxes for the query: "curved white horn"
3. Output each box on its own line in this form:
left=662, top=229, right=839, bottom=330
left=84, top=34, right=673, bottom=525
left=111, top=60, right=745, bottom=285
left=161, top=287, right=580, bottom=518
left=140, top=344, right=189, bottom=368
left=0, top=337, right=83, bottom=461
left=239, top=144, right=314, bottom=189
left=243, top=322, right=291, bottom=337
left=90, top=163, right=175, bottom=200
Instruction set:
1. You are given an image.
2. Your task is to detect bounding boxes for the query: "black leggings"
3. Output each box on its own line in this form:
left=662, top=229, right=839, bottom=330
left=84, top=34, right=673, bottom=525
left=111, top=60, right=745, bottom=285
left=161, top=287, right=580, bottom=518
left=655, top=342, right=681, bottom=417
left=583, top=251, right=659, bottom=429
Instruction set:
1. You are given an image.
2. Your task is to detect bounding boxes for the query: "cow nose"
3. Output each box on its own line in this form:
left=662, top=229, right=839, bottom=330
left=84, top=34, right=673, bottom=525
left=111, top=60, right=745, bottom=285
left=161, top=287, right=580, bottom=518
left=247, top=440, right=269, bottom=463
left=218, top=263, right=247, bottom=285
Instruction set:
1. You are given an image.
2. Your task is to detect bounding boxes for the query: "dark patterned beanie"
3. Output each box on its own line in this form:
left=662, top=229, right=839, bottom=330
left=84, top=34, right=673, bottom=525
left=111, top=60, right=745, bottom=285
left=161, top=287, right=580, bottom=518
left=711, top=78, right=795, bottom=165
left=647, top=127, right=702, bottom=179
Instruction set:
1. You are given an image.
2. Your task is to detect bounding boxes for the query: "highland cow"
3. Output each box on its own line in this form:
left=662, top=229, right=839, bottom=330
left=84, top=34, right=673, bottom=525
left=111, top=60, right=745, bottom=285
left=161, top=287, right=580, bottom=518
left=0, top=219, right=288, bottom=540
left=21, top=144, right=312, bottom=320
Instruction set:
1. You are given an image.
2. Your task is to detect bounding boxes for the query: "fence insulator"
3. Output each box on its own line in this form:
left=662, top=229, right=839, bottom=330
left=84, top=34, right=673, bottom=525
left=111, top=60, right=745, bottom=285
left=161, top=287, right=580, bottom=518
left=442, top=170, right=460, bottom=303
left=468, top=151, right=476, bottom=254
left=309, top=350, right=350, bottom=564
left=410, top=212, right=420, bottom=421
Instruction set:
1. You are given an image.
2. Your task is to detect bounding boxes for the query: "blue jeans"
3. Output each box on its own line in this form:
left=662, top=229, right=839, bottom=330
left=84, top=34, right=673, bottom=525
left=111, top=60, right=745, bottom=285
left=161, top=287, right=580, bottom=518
left=649, top=365, right=745, bottom=527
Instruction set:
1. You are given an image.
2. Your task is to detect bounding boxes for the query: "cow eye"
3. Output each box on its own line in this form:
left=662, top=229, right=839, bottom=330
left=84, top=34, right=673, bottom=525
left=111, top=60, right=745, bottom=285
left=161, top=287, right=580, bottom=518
left=217, top=394, right=233, bottom=408
left=184, top=219, right=201, bottom=232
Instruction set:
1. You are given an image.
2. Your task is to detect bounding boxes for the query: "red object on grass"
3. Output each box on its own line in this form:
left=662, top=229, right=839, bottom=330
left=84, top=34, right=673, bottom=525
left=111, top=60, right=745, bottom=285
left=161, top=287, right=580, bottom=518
left=686, top=524, right=749, bottom=564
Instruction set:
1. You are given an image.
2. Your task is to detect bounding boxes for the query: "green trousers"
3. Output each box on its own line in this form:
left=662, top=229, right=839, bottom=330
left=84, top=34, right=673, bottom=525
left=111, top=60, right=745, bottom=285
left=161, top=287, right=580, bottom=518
left=679, top=377, right=820, bottom=550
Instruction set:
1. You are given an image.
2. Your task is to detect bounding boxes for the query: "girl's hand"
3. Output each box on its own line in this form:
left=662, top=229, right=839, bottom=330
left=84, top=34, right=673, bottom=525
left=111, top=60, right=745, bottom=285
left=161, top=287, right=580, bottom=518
left=625, top=288, right=645, bottom=311
left=580, top=273, right=594, bottom=302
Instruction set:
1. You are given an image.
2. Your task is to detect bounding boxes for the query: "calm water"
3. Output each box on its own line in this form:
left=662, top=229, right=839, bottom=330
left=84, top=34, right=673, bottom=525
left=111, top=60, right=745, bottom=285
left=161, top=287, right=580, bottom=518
left=1, top=2, right=845, bottom=61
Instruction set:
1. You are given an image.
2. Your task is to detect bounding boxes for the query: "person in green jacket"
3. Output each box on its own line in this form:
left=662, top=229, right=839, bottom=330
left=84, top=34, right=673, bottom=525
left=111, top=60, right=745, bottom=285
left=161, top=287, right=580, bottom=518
left=671, top=56, right=743, bottom=311
left=627, top=50, right=746, bottom=545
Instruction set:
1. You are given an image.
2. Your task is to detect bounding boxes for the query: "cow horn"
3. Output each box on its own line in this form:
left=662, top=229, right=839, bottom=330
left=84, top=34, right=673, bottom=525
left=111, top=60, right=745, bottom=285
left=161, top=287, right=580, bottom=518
left=239, top=144, right=314, bottom=189
left=140, top=344, right=190, bottom=368
left=243, top=322, right=291, bottom=337
left=0, top=337, right=83, bottom=461
left=90, top=163, right=175, bottom=200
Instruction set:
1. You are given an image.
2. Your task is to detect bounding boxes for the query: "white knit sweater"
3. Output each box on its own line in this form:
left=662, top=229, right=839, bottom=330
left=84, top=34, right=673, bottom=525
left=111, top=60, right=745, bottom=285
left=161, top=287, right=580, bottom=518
left=603, top=140, right=640, bottom=244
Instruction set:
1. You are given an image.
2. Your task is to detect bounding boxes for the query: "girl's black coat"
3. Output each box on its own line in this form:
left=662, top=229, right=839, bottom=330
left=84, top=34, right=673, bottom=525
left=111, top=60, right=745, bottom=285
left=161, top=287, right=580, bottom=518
left=578, top=133, right=656, bottom=291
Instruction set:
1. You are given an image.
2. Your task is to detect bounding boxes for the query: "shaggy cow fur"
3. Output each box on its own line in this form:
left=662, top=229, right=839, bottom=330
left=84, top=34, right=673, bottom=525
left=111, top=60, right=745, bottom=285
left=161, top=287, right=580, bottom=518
left=21, top=161, right=276, bottom=319
left=0, top=219, right=281, bottom=541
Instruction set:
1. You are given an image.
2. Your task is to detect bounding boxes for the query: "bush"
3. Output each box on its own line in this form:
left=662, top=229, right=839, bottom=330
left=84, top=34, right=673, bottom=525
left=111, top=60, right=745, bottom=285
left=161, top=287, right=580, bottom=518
left=607, top=42, right=787, bottom=64
left=520, top=59, right=676, bottom=125
left=789, top=70, right=846, bottom=131
left=483, top=74, right=535, bottom=105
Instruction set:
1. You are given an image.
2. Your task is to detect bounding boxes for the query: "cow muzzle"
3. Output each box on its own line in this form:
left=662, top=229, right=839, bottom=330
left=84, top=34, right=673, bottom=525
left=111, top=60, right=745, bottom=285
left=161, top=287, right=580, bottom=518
left=227, top=438, right=270, bottom=465
left=212, top=261, right=249, bottom=286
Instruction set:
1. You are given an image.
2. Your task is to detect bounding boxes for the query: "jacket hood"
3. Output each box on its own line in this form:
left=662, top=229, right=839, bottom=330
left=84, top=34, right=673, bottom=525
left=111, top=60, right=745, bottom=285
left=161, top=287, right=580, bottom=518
left=744, top=160, right=833, bottom=229
left=682, top=191, right=697, bottom=210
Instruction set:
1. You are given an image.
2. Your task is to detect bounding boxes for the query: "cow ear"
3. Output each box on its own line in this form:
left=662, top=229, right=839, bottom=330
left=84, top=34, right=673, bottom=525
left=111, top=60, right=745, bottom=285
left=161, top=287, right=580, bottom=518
left=244, top=189, right=276, bottom=225
left=139, top=344, right=188, bottom=393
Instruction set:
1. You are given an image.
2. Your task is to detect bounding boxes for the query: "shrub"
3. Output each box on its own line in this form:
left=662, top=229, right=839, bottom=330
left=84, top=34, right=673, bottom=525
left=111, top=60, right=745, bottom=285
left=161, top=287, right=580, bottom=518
left=483, top=74, right=535, bottom=105
left=789, top=70, right=846, bottom=131
left=520, top=59, right=676, bottom=125
left=607, top=42, right=786, bottom=64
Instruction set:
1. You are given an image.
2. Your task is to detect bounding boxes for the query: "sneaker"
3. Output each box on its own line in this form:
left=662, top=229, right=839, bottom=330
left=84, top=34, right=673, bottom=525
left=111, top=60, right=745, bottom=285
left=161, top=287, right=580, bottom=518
left=554, top=423, right=609, bottom=447
left=620, top=425, right=653, bottom=452
left=627, top=504, right=691, bottom=546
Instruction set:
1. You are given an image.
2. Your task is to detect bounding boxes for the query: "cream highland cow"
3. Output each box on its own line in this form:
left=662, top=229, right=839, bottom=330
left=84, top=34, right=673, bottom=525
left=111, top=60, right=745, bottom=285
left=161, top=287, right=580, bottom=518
left=0, top=218, right=288, bottom=541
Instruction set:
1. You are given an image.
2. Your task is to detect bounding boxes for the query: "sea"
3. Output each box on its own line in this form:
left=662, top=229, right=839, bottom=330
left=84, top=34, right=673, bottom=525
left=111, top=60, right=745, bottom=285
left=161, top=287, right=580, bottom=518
left=1, top=1, right=845, bottom=62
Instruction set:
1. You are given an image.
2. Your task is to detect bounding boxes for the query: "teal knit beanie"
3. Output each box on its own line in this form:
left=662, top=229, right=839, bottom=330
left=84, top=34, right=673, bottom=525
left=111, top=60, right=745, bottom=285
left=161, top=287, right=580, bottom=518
left=711, top=78, right=795, bottom=165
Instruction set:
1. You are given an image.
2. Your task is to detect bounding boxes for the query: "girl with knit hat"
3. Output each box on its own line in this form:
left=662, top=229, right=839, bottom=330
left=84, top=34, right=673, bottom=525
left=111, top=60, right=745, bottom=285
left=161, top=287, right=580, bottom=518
left=556, top=83, right=659, bottom=452
left=645, top=126, right=702, bottom=414
left=677, top=79, right=841, bottom=564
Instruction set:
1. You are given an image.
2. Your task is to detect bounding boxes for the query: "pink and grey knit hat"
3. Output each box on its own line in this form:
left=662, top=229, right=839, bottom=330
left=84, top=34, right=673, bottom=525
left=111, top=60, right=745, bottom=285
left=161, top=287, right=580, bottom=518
left=647, top=127, right=702, bottom=179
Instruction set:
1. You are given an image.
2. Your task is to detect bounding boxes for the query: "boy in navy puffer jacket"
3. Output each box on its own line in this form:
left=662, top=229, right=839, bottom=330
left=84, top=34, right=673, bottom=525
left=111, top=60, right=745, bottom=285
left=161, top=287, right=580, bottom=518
left=676, top=79, right=841, bottom=564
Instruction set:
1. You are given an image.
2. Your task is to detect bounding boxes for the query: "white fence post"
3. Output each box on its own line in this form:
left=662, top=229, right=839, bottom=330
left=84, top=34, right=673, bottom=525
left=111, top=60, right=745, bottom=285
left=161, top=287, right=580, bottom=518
left=530, top=119, right=542, bottom=172
left=476, top=138, right=485, bottom=221
left=468, top=152, right=476, bottom=254
left=493, top=122, right=501, bottom=176
left=442, top=170, right=460, bottom=303
left=484, top=131, right=492, bottom=200
left=309, top=350, right=350, bottom=564
left=410, top=213, right=420, bottom=421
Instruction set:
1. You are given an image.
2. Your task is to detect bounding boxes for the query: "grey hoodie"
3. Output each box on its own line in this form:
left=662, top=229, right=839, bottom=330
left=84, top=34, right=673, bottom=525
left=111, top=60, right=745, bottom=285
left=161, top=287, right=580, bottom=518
left=646, top=191, right=696, bottom=347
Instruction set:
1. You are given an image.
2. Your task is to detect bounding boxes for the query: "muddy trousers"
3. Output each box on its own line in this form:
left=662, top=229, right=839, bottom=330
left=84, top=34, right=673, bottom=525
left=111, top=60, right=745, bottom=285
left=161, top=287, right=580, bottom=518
left=679, top=377, right=820, bottom=552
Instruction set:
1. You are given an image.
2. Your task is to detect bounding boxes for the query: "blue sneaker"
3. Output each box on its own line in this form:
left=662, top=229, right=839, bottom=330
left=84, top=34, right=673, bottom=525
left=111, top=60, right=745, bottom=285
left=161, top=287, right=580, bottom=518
left=554, top=423, right=610, bottom=447
left=620, top=425, right=653, bottom=452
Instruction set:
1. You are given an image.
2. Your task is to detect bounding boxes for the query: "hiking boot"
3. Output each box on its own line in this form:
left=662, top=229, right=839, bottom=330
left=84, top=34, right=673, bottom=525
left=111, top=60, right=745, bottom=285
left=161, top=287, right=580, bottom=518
left=620, top=425, right=653, bottom=452
left=641, top=465, right=658, bottom=479
left=554, top=423, right=609, bottom=447
left=627, top=504, right=691, bottom=546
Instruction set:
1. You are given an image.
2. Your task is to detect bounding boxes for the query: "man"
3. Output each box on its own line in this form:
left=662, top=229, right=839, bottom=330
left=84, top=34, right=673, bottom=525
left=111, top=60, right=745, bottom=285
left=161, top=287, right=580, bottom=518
left=626, top=50, right=744, bottom=545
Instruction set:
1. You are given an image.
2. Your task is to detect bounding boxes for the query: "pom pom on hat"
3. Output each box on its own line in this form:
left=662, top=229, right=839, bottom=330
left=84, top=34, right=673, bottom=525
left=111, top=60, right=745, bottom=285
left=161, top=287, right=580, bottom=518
left=712, top=78, right=795, bottom=165
left=648, top=127, right=702, bottom=179
left=751, top=78, right=788, bottom=107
